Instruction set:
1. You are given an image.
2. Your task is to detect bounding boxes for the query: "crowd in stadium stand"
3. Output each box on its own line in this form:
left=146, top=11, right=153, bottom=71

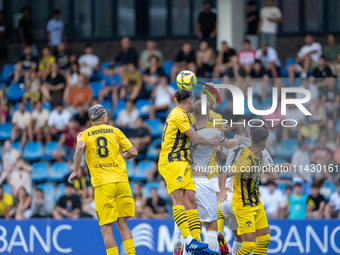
left=0, top=0, right=340, bottom=221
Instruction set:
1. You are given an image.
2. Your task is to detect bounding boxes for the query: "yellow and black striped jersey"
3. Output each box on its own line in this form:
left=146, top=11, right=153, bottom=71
left=159, top=107, right=191, bottom=165
left=232, top=146, right=263, bottom=207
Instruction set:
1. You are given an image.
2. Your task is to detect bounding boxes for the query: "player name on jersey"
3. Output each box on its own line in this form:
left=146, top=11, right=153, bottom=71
left=94, top=162, right=118, bottom=168
left=88, top=128, right=114, bottom=136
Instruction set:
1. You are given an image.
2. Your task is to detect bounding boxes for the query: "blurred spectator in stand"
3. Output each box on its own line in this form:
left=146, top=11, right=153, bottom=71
left=223, top=56, right=246, bottom=93
left=115, top=100, right=140, bottom=129
left=64, top=62, right=79, bottom=102
left=321, top=76, right=340, bottom=121
left=72, top=166, right=87, bottom=196
left=15, top=187, right=32, bottom=220
left=31, top=188, right=55, bottom=218
left=145, top=162, right=158, bottom=181
left=39, top=46, right=56, bottom=80
left=81, top=186, right=96, bottom=219
left=11, top=101, right=33, bottom=147
left=42, top=63, right=66, bottom=108
left=257, top=0, right=282, bottom=49
left=171, top=42, right=197, bottom=80
left=307, top=182, right=325, bottom=219
left=52, top=183, right=81, bottom=219
left=213, top=41, right=237, bottom=78
left=23, top=70, right=41, bottom=110
left=158, top=180, right=170, bottom=201
left=246, top=60, right=269, bottom=98
left=324, top=119, right=339, bottom=152
left=13, top=45, right=38, bottom=83
left=145, top=188, right=167, bottom=219
left=280, top=185, right=292, bottom=219
left=310, top=55, right=333, bottom=88
left=143, top=55, right=167, bottom=96
left=289, top=183, right=307, bottom=219
left=300, top=97, right=326, bottom=141
left=133, top=183, right=146, bottom=218
left=56, top=42, right=76, bottom=72
left=98, top=65, right=121, bottom=105
left=239, top=39, right=256, bottom=75
left=0, top=185, right=13, bottom=219
left=126, top=118, right=151, bottom=155
left=288, top=35, right=322, bottom=83
left=262, top=181, right=282, bottom=219
left=0, top=85, right=8, bottom=124
left=325, top=180, right=340, bottom=219
left=67, top=74, right=93, bottom=113
left=196, top=1, right=216, bottom=50
left=10, top=158, right=32, bottom=197
left=53, top=118, right=80, bottom=162
left=0, top=141, right=21, bottom=184
left=196, top=40, right=215, bottom=78
left=255, top=40, right=280, bottom=78
left=324, top=34, right=340, bottom=77
left=31, top=101, right=49, bottom=142
left=139, top=40, right=163, bottom=71
left=311, top=134, right=334, bottom=181
left=78, top=44, right=99, bottom=78
left=47, top=9, right=65, bottom=53
left=74, top=104, right=90, bottom=129
left=46, top=104, right=72, bottom=142
left=296, top=78, right=319, bottom=108
left=149, top=79, right=175, bottom=119
left=114, top=37, right=138, bottom=75
left=0, top=11, right=8, bottom=69
left=18, top=7, right=37, bottom=56
left=282, top=96, right=306, bottom=140
left=245, top=1, right=259, bottom=50
left=120, top=63, right=142, bottom=101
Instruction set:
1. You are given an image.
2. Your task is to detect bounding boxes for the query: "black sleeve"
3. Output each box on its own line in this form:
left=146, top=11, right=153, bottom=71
left=320, top=195, right=325, bottom=202
left=212, top=13, right=217, bottom=23
left=198, top=13, right=203, bottom=23
left=19, top=55, right=25, bottom=61
left=230, top=49, right=237, bottom=56
left=57, top=196, right=65, bottom=208
left=326, top=67, right=334, bottom=77
left=312, top=68, right=318, bottom=77
left=175, top=51, right=184, bottom=62
left=19, top=18, right=24, bottom=28
left=239, top=68, right=246, bottom=77
left=115, top=51, right=123, bottom=62
left=146, top=198, right=152, bottom=208
left=158, top=198, right=166, bottom=207
left=45, top=75, right=52, bottom=84
left=188, top=50, right=196, bottom=63
left=157, top=67, right=166, bottom=77
left=144, top=69, right=151, bottom=75
left=73, top=196, right=81, bottom=209
left=57, top=74, right=66, bottom=84
left=143, top=128, right=151, bottom=137
left=32, top=56, right=39, bottom=63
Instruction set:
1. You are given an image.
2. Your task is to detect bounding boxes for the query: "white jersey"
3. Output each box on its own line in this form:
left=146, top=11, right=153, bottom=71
left=225, top=136, right=274, bottom=191
left=191, top=128, right=222, bottom=174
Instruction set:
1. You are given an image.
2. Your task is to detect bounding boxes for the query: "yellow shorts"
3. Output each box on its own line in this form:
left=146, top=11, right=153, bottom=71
left=94, top=182, right=135, bottom=226
left=233, top=201, right=269, bottom=236
left=159, top=161, right=195, bottom=194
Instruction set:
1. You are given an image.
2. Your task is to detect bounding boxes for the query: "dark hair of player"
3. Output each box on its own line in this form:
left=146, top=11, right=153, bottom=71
left=175, top=89, right=193, bottom=104
left=249, top=120, right=268, bottom=134
left=193, top=100, right=209, bottom=121
left=88, top=104, right=107, bottom=122
left=251, top=127, right=269, bottom=145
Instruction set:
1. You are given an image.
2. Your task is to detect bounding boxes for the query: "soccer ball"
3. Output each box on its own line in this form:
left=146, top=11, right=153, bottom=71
left=176, top=70, right=197, bottom=90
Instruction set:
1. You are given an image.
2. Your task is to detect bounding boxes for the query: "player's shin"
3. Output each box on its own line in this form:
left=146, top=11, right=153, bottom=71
left=173, top=205, right=192, bottom=242
left=217, top=201, right=225, bottom=233
left=253, top=234, right=270, bottom=255
left=205, top=231, right=219, bottom=252
left=186, top=209, right=202, bottom=242
left=123, top=239, right=136, bottom=255
left=236, top=241, right=255, bottom=255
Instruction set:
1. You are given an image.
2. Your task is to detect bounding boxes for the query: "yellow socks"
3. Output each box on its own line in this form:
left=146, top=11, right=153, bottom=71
left=106, top=247, right=118, bottom=255
left=186, top=209, right=202, bottom=242
left=123, top=239, right=136, bottom=255
left=217, top=201, right=225, bottom=233
left=173, top=205, right=191, bottom=238
left=236, top=241, right=255, bottom=255
left=253, top=234, right=270, bottom=254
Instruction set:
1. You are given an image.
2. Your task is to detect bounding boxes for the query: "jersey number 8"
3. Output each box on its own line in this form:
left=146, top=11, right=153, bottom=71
left=96, top=137, right=109, bottom=158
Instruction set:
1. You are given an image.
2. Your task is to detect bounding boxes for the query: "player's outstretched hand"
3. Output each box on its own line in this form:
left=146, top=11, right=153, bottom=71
left=68, top=170, right=77, bottom=184
left=218, top=190, right=228, bottom=202
left=234, top=135, right=242, bottom=145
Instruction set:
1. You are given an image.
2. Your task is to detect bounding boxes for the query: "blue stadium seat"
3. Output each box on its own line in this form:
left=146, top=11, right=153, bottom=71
left=134, top=160, right=155, bottom=180
left=281, top=58, right=296, bottom=77
left=89, top=81, right=103, bottom=99
left=136, top=99, right=153, bottom=118
left=0, top=122, right=12, bottom=140
left=56, top=183, right=66, bottom=199
left=145, top=119, right=162, bottom=138
left=101, top=61, right=111, bottom=74
left=42, top=141, right=60, bottom=160
left=0, top=144, right=2, bottom=161
left=277, top=183, right=288, bottom=193
left=14, top=101, right=31, bottom=112
left=113, top=99, right=126, bottom=118
left=0, top=64, right=15, bottom=83
left=281, top=78, right=291, bottom=87
left=11, top=142, right=22, bottom=154
left=8, top=83, right=25, bottom=101
left=219, top=98, right=228, bottom=111
left=126, top=160, right=135, bottom=178
left=146, top=139, right=162, bottom=159
left=143, top=182, right=161, bottom=197
left=294, top=78, right=302, bottom=87
left=32, top=162, right=49, bottom=182
left=276, top=138, right=299, bottom=158
left=129, top=182, right=136, bottom=196
left=23, top=142, right=43, bottom=161
left=169, top=80, right=178, bottom=90
left=101, top=100, right=113, bottom=113
left=162, top=60, right=174, bottom=78
left=211, top=78, right=223, bottom=84
left=37, top=183, right=56, bottom=199
left=49, top=162, right=70, bottom=182
left=261, top=98, right=273, bottom=110
left=2, top=184, right=12, bottom=195
left=43, top=101, right=51, bottom=111
left=155, top=111, right=168, bottom=119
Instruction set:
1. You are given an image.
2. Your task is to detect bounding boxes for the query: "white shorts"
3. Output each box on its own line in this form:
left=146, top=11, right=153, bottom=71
left=220, top=192, right=238, bottom=231
left=208, top=176, right=220, bottom=192
left=194, top=177, right=218, bottom=222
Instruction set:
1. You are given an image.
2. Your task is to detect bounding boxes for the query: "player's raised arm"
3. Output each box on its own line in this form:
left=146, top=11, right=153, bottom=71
left=121, top=146, right=138, bottom=159
left=265, top=163, right=294, bottom=180
left=68, top=140, right=85, bottom=183
left=185, top=128, right=221, bottom=146
left=219, top=134, right=242, bottom=149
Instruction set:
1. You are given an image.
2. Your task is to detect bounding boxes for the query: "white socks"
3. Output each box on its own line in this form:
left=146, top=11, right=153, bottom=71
left=232, top=241, right=243, bottom=255
left=205, top=231, right=219, bottom=252
left=185, top=235, right=193, bottom=245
